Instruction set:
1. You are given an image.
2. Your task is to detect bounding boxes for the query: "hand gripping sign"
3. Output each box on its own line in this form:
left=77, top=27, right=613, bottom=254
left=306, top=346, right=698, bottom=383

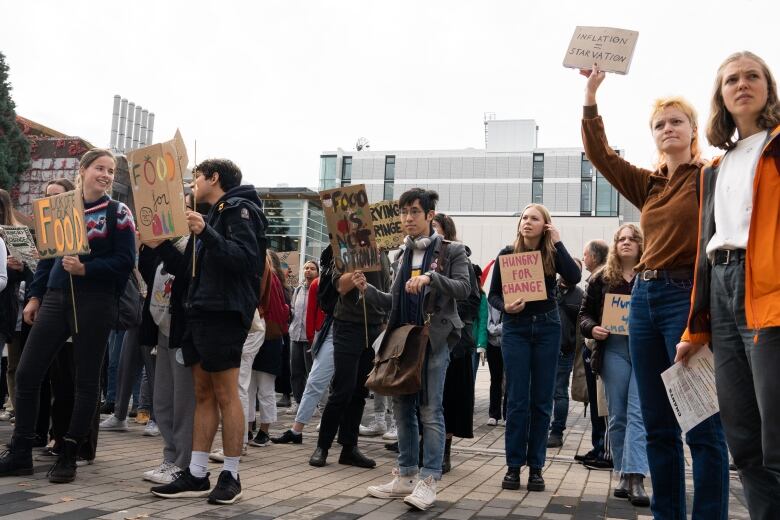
left=499, top=251, right=547, bottom=304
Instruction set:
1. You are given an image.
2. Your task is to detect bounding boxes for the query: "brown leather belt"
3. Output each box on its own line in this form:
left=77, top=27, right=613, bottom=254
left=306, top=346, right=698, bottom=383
left=712, top=249, right=746, bottom=265
left=639, top=268, right=693, bottom=282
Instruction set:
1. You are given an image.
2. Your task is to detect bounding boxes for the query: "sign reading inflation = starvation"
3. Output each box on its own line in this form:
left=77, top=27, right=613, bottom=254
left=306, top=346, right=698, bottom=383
left=32, top=190, right=90, bottom=259
left=563, top=26, right=639, bottom=75
left=499, top=251, right=547, bottom=305
left=320, top=184, right=381, bottom=273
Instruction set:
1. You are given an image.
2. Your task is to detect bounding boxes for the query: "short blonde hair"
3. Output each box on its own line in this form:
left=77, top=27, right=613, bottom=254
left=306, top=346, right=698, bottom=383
left=649, top=97, right=701, bottom=168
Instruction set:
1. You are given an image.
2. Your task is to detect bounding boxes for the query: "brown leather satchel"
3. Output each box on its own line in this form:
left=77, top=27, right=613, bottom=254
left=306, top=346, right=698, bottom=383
left=366, top=324, right=429, bottom=396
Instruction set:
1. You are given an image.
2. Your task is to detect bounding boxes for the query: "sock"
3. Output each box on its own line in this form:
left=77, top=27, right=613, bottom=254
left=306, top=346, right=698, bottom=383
left=189, top=451, right=209, bottom=478
left=223, top=456, right=240, bottom=479
left=290, top=429, right=302, bottom=436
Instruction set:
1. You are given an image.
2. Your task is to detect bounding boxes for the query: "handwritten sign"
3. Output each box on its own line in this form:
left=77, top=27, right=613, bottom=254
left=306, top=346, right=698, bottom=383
left=278, top=251, right=300, bottom=287
left=0, top=226, right=39, bottom=270
left=563, top=26, right=639, bottom=75
left=499, top=251, right=547, bottom=304
left=32, top=190, right=90, bottom=259
left=601, top=293, right=631, bottom=335
left=127, top=129, right=189, bottom=241
left=370, top=200, right=404, bottom=250
left=320, top=184, right=381, bottom=273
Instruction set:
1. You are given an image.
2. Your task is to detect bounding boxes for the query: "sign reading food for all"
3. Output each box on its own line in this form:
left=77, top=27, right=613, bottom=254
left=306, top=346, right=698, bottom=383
left=32, top=190, right=91, bottom=259
left=499, top=251, right=547, bottom=304
left=127, top=130, right=189, bottom=241
left=370, top=200, right=404, bottom=250
left=320, top=184, right=381, bottom=273
left=562, top=26, right=639, bottom=75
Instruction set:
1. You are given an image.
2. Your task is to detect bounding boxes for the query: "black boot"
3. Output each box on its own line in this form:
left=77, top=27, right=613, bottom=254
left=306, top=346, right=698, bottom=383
left=442, top=438, right=452, bottom=474
left=613, top=473, right=629, bottom=498
left=628, top=474, right=649, bottom=507
left=527, top=467, right=545, bottom=492
left=308, top=447, right=328, bottom=467
left=501, top=466, right=520, bottom=490
left=48, top=437, right=78, bottom=483
left=0, top=436, right=34, bottom=476
left=338, top=446, right=376, bottom=468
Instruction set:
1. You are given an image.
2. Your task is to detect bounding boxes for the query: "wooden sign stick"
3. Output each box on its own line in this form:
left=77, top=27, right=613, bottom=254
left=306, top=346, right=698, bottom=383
left=191, top=186, right=197, bottom=278
left=69, top=274, right=79, bottom=334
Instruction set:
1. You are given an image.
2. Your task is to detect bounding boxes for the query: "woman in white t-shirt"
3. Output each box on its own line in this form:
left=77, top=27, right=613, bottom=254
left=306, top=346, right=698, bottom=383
left=678, top=51, right=780, bottom=520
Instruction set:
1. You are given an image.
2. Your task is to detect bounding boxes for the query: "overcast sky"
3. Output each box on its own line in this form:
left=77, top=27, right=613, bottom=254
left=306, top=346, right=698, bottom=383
left=2, top=0, right=777, bottom=189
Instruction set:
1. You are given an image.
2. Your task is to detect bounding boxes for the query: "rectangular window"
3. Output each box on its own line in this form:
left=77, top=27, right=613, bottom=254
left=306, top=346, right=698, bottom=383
left=532, top=153, right=544, bottom=180
left=595, top=172, right=619, bottom=216
left=383, top=183, right=394, bottom=200
left=532, top=180, right=543, bottom=204
left=580, top=180, right=592, bottom=215
left=581, top=152, right=593, bottom=178
left=319, top=155, right=337, bottom=190
left=384, top=156, right=395, bottom=181
left=341, top=156, right=352, bottom=186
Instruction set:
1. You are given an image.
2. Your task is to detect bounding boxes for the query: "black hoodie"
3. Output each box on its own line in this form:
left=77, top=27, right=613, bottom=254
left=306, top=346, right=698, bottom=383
left=159, top=184, right=267, bottom=331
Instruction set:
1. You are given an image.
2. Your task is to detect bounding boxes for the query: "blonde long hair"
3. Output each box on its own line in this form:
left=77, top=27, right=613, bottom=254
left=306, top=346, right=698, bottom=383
left=601, top=224, right=644, bottom=289
left=512, top=203, right=556, bottom=276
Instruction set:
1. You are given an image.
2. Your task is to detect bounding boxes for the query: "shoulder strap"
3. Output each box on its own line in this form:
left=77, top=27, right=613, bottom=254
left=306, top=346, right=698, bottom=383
left=107, top=199, right=119, bottom=234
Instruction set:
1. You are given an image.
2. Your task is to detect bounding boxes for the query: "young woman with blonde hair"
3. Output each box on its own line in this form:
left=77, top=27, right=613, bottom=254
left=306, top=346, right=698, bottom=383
left=677, top=51, right=780, bottom=520
left=579, top=64, right=729, bottom=519
left=488, top=203, right=580, bottom=492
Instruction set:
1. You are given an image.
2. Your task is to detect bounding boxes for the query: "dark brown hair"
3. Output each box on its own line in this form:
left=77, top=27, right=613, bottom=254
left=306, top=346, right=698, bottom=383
left=45, top=178, right=76, bottom=194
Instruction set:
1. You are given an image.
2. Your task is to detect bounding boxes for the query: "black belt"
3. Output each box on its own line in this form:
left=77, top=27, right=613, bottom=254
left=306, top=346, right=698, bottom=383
left=712, top=249, right=746, bottom=265
left=639, top=268, right=693, bottom=282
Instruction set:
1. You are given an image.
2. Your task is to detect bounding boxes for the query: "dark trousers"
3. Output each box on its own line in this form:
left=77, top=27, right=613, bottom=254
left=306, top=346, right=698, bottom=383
left=14, top=289, right=116, bottom=444
left=290, top=340, right=312, bottom=404
left=486, top=344, right=505, bottom=420
left=583, top=346, right=607, bottom=456
left=114, top=327, right=155, bottom=420
left=317, top=319, right=380, bottom=450
left=275, top=334, right=292, bottom=395
left=711, top=260, right=780, bottom=520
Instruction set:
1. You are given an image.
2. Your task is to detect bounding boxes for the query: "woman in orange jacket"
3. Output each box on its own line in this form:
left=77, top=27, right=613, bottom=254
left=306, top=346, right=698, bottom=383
left=677, top=51, right=780, bottom=520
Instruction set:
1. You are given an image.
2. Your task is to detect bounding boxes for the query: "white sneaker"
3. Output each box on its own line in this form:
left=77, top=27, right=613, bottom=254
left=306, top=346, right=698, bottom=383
left=209, top=449, right=225, bottom=462
left=0, top=410, right=13, bottom=421
left=359, top=420, right=387, bottom=437
left=76, top=457, right=94, bottom=467
left=99, top=415, right=129, bottom=431
left=285, top=402, right=299, bottom=415
left=487, top=417, right=497, bottom=426
left=315, top=421, right=321, bottom=432
left=144, top=461, right=181, bottom=484
left=143, top=420, right=160, bottom=437
left=367, top=468, right=417, bottom=499
left=403, top=475, right=437, bottom=510
left=382, top=426, right=398, bottom=440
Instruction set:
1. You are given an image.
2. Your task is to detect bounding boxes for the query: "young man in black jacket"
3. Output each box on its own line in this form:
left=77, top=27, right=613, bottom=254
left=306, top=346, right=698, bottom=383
left=148, top=159, right=267, bottom=505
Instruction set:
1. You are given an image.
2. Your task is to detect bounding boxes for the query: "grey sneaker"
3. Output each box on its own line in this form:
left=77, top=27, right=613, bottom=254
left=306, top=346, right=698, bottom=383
left=99, top=415, right=129, bottom=431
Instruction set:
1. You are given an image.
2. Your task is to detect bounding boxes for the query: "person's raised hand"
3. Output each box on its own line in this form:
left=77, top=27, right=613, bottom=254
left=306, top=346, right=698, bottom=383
left=580, top=63, right=606, bottom=105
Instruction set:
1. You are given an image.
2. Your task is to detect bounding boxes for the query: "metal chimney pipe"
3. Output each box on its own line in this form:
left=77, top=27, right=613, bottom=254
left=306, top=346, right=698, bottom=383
left=110, top=95, right=120, bottom=151
left=147, top=113, right=155, bottom=144
left=117, top=98, right=128, bottom=153
left=132, top=105, right=142, bottom=148
left=140, top=109, right=149, bottom=146
left=125, top=102, right=135, bottom=151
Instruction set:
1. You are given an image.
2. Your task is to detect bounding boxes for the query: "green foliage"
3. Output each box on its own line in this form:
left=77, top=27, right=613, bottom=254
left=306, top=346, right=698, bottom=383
left=0, top=52, right=31, bottom=189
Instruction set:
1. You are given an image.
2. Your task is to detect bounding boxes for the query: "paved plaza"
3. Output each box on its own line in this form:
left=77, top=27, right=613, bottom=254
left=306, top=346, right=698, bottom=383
left=0, top=367, right=748, bottom=519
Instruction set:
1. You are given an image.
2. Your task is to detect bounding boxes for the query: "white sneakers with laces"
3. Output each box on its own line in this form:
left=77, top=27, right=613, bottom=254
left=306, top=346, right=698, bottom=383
left=403, top=475, right=437, bottom=510
left=143, top=461, right=181, bottom=484
left=367, top=468, right=417, bottom=499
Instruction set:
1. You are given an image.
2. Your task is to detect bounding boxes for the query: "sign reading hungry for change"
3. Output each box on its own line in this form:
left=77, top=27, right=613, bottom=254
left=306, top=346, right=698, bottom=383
left=127, top=129, right=189, bottom=241
left=601, top=293, right=631, bottom=335
left=32, top=190, right=90, bottom=259
left=370, top=200, right=404, bottom=250
left=499, top=251, right=547, bottom=304
left=0, top=226, right=39, bottom=270
left=563, top=26, right=639, bottom=75
left=320, top=184, right=381, bottom=273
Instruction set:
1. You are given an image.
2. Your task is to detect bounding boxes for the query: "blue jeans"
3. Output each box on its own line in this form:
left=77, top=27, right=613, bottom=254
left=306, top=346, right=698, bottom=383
left=295, top=328, right=334, bottom=425
left=629, top=277, right=729, bottom=520
left=600, top=334, right=648, bottom=475
left=550, top=350, right=574, bottom=436
left=105, top=330, right=125, bottom=403
left=501, top=309, right=561, bottom=468
left=393, top=338, right=451, bottom=480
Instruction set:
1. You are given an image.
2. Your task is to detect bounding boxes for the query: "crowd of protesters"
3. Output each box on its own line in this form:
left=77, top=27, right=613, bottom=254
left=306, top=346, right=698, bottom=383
left=0, top=50, right=778, bottom=518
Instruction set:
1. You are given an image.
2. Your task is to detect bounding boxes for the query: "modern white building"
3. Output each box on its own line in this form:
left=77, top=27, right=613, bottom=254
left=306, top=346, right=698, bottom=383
left=320, top=119, right=640, bottom=268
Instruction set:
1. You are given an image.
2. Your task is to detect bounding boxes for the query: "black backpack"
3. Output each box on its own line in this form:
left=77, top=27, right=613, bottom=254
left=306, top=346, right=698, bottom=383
left=317, top=245, right=339, bottom=314
left=107, top=200, right=144, bottom=330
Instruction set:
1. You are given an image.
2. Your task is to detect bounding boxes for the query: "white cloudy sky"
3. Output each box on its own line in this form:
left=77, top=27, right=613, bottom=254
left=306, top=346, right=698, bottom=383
left=2, top=0, right=777, bottom=189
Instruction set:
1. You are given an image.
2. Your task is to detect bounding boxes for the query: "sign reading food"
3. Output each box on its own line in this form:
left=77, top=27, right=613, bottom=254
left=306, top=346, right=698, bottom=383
left=320, top=184, right=381, bottom=273
left=32, top=190, right=90, bottom=259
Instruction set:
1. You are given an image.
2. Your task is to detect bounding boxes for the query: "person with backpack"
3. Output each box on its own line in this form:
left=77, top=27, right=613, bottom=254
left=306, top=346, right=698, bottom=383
left=485, top=301, right=505, bottom=425
left=148, top=159, right=266, bottom=505
left=0, top=149, right=136, bottom=483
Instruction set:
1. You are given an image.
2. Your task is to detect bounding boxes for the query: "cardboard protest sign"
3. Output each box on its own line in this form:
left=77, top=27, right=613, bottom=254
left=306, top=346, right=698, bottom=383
left=563, top=26, right=639, bottom=74
left=278, top=251, right=300, bottom=287
left=0, top=225, right=39, bottom=270
left=320, top=184, right=381, bottom=273
left=370, top=200, right=404, bottom=250
left=32, top=190, right=90, bottom=259
left=127, top=130, right=189, bottom=241
left=601, top=293, right=631, bottom=335
left=499, top=251, right=547, bottom=304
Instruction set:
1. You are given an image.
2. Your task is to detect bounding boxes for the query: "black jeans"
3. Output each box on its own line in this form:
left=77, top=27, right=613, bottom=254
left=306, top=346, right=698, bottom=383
left=290, top=340, right=312, bottom=404
left=114, top=327, right=155, bottom=420
left=486, top=344, right=505, bottom=420
left=710, top=259, right=780, bottom=519
left=583, top=346, right=607, bottom=456
left=14, top=288, right=116, bottom=443
left=317, top=319, right=380, bottom=450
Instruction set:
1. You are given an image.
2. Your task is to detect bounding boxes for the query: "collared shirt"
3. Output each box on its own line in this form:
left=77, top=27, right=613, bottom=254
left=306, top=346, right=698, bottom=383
left=288, top=284, right=310, bottom=342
